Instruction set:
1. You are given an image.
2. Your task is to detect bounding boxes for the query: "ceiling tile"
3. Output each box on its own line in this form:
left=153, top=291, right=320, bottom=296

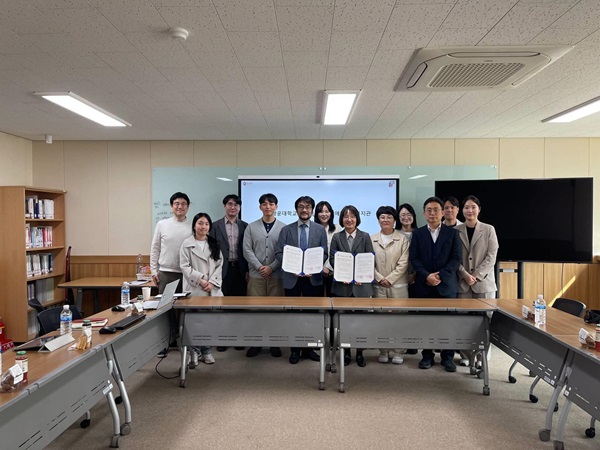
left=276, top=5, right=333, bottom=52
left=125, top=32, right=197, bottom=68
left=228, top=32, right=284, bottom=67
left=328, top=31, right=381, bottom=67
left=189, top=51, right=246, bottom=81
left=213, top=0, right=277, bottom=32
left=332, top=0, right=395, bottom=32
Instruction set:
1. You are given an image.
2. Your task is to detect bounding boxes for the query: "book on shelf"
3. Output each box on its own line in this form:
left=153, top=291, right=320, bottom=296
left=72, top=318, right=108, bottom=329
left=26, top=225, right=53, bottom=248
left=25, top=195, right=37, bottom=219
left=25, top=197, right=55, bottom=219
left=27, top=278, right=55, bottom=304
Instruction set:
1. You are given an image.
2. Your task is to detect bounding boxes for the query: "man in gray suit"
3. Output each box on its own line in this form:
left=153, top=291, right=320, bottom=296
left=275, top=196, right=327, bottom=364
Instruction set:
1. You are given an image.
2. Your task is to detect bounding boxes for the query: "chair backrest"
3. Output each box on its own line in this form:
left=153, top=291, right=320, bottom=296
left=37, top=305, right=82, bottom=335
left=552, top=297, right=587, bottom=318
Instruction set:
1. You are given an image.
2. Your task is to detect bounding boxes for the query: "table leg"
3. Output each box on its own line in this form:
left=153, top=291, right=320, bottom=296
left=552, top=398, right=572, bottom=450
left=319, top=343, right=325, bottom=391
left=180, top=346, right=188, bottom=388
left=540, top=353, right=572, bottom=442
left=104, top=358, right=122, bottom=448
left=75, top=288, right=83, bottom=311
left=339, top=346, right=345, bottom=393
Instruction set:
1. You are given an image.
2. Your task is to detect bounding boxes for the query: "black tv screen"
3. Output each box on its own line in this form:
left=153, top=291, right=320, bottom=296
left=435, top=178, right=593, bottom=263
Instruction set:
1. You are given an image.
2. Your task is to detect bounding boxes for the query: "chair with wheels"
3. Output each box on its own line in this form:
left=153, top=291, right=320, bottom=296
left=37, top=305, right=83, bottom=335
left=36, top=304, right=90, bottom=428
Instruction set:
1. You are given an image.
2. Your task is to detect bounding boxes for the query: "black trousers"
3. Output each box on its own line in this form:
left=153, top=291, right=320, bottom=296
left=222, top=262, right=247, bottom=296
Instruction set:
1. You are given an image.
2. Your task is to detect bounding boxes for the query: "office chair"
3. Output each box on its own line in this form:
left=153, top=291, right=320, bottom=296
left=37, top=305, right=83, bottom=335
left=36, top=304, right=91, bottom=428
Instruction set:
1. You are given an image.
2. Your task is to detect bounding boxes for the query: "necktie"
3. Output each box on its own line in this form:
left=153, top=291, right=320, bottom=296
left=347, top=234, right=354, bottom=251
left=300, top=223, right=308, bottom=250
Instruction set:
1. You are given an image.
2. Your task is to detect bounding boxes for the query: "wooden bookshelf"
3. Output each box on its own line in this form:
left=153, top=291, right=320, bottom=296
left=0, top=186, right=66, bottom=342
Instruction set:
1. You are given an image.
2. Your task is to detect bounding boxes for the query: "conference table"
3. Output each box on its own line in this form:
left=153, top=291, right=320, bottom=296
left=58, top=277, right=154, bottom=313
left=332, top=298, right=495, bottom=394
left=0, top=302, right=172, bottom=449
left=174, top=296, right=331, bottom=389
left=488, top=298, right=597, bottom=445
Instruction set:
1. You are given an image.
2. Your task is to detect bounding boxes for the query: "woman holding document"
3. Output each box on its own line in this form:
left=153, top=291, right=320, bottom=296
left=329, top=205, right=374, bottom=367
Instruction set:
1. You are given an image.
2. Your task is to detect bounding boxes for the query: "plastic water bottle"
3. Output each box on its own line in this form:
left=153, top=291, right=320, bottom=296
left=121, top=281, right=130, bottom=306
left=60, top=304, right=72, bottom=335
left=535, top=294, right=546, bottom=325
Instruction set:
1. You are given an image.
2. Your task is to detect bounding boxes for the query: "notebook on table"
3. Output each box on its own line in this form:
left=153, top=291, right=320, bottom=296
left=142, top=279, right=178, bottom=310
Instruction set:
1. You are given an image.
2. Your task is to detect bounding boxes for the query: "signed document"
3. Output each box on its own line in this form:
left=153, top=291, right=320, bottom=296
left=333, top=251, right=374, bottom=283
left=282, top=245, right=324, bottom=275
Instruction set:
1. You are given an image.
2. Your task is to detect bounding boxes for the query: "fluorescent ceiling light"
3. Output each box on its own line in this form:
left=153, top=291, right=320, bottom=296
left=408, top=175, right=428, bottom=180
left=34, top=91, right=130, bottom=127
left=323, top=90, right=360, bottom=125
left=217, top=177, right=233, bottom=182
left=542, top=95, right=600, bottom=123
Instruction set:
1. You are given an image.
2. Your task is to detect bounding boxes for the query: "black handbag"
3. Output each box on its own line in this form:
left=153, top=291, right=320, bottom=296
left=583, top=309, right=600, bottom=324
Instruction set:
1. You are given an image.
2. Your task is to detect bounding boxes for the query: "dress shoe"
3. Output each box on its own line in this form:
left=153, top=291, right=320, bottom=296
left=234, top=347, right=245, bottom=351
left=270, top=347, right=282, bottom=357
left=302, top=349, right=320, bottom=362
left=246, top=347, right=261, bottom=358
left=418, top=357, right=434, bottom=369
left=406, top=349, right=418, bottom=355
left=344, top=351, right=351, bottom=366
left=441, top=358, right=457, bottom=373
left=356, top=353, right=366, bottom=367
left=289, top=351, right=301, bottom=364
left=216, top=347, right=228, bottom=352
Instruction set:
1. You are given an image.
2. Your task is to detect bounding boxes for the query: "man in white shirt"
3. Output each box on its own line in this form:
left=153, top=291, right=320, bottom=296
left=150, top=192, right=191, bottom=294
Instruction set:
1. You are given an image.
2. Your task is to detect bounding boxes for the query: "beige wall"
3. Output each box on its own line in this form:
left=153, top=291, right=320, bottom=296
left=0, top=131, right=33, bottom=185
left=29, top=137, right=599, bottom=257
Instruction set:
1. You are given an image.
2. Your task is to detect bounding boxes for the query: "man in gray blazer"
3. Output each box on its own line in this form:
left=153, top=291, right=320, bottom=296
left=275, top=196, right=327, bottom=364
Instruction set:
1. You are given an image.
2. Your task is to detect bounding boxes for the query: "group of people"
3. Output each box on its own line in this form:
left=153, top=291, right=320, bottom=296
left=150, top=191, right=499, bottom=373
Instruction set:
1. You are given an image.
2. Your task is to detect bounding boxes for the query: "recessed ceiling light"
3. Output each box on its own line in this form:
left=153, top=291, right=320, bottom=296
left=322, top=90, right=360, bottom=125
left=34, top=91, right=130, bottom=127
left=542, top=95, right=600, bottom=123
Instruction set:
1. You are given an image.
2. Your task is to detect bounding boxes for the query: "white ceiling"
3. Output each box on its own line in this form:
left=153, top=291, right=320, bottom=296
left=2, top=0, right=600, bottom=141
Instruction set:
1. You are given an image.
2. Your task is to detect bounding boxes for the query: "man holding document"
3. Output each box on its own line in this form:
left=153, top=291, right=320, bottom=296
left=275, top=196, right=327, bottom=364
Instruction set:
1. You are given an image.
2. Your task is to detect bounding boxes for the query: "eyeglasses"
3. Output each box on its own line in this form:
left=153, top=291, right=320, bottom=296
left=297, top=205, right=312, bottom=211
left=173, top=202, right=188, bottom=207
left=425, top=208, right=441, bottom=214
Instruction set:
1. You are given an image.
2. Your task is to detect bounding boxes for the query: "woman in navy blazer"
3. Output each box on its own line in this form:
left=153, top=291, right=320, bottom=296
left=329, top=205, right=374, bottom=367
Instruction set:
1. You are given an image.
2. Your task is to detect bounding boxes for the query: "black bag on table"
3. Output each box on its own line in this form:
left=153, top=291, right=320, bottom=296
left=583, top=309, right=600, bottom=324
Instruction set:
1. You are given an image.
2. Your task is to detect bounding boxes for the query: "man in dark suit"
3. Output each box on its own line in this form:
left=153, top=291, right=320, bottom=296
left=275, top=195, right=327, bottom=364
left=409, top=196, right=462, bottom=372
left=209, top=194, right=248, bottom=352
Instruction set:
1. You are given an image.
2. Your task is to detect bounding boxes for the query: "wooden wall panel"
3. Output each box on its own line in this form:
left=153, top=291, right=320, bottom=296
left=543, top=263, right=589, bottom=306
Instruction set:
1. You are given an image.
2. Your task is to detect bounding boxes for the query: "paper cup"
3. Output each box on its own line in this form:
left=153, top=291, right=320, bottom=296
left=142, top=287, right=151, bottom=301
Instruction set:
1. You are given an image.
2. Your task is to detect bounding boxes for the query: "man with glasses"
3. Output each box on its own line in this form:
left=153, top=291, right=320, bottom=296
left=210, top=194, right=249, bottom=352
left=275, top=196, right=327, bottom=364
left=150, top=192, right=191, bottom=294
left=409, top=196, right=462, bottom=372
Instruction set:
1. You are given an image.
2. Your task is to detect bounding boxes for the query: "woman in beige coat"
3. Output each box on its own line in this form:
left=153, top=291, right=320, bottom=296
left=456, top=195, right=499, bottom=367
left=371, top=206, right=410, bottom=365
left=180, top=212, right=224, bottom=366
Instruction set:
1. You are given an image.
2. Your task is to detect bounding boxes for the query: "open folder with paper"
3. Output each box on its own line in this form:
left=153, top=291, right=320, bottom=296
left=333, top=251, right=374, bottom=284
left=282, top=245, right=324, bottom=275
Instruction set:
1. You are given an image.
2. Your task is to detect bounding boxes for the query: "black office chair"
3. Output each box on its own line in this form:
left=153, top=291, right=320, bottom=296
left=37, top=305, right=83, bottom=335
left=36, top=304, right=91, bottom=428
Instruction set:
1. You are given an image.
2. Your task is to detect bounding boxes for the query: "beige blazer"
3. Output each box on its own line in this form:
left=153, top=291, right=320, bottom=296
left=456, top=221, right=499, bottom=294
left=371, top=230, right=410, bottom=286
left=180, top=236, right=224, bottom=297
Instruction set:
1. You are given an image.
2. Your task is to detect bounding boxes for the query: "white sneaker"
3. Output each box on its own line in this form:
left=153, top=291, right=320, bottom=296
left=190, top=350, right=199, bottom=368
left=391, top=355, right=404, bottom=365
left=201, top=353, right=215, bottom=364
left=378, top=352, right=389, bottom=363
left=459, top=358, right=469, bottom=367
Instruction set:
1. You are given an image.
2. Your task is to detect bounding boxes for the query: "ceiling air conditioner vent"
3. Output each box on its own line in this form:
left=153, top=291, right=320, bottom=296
left=396, top=46, right=572, bottom=92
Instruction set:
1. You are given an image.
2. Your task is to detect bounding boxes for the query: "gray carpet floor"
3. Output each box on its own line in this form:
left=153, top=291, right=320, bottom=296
left=47, top=346, right=598, bottom=449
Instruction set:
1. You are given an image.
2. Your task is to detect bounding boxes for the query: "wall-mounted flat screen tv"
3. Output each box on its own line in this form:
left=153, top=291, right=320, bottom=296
left=435, top=178, right=593, bottom=263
